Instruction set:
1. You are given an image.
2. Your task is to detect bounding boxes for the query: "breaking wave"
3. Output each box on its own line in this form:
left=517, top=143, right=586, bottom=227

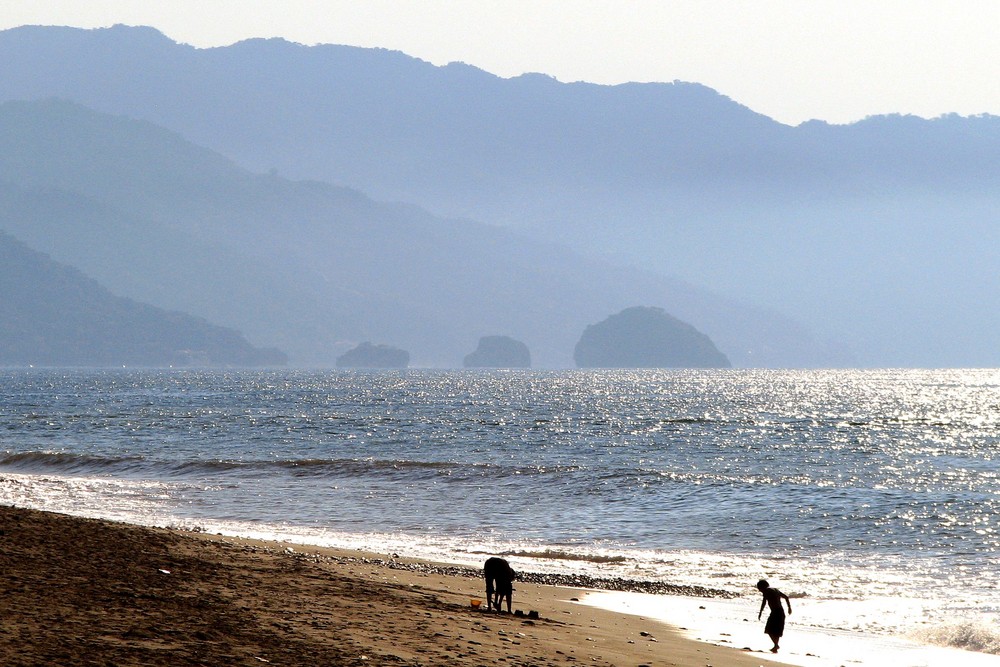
left=0, top=450, right=584, bottom=483
left=910, top=621, right=1000, bottom=655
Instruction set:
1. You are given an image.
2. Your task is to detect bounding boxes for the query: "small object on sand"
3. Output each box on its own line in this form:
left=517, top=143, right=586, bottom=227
left=527, top=610, right=539, bottom=620
left=157, top=569, right=171, bottom=575
left=470, top=599, right=482, bottom=608
left=514, top=610, right=524, bottom=617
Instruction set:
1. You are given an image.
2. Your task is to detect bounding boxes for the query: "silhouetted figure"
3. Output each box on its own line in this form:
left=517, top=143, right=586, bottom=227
left=484, top=557, right=516, bottom=613
left=757, top=579, right=792, bottom=653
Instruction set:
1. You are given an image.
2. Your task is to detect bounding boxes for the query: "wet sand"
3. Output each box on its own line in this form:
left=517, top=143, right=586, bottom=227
left=0, top=506, right=788, bottom=666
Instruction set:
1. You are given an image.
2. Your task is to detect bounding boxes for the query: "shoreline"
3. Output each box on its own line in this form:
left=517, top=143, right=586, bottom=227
left=294, top=550, right=740, bottom=599
left=0, top=505, right=788, bottom=666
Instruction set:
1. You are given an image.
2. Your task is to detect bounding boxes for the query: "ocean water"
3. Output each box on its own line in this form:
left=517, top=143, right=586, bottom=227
left=1, top=368, right=998, bottom=661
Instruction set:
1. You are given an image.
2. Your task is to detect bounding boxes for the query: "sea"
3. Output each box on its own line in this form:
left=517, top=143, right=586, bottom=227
left=1, top=368, right=998, bottom=666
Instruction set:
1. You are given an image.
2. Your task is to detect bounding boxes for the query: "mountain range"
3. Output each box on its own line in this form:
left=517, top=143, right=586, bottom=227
left=1, top=24, right=996, bottom=366
left=0, top=98, right=828, bottom=367
left=0, top=230, right=285, bottom=366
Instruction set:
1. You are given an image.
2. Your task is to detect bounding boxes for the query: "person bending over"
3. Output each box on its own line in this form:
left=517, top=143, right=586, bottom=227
left=757, top=579, right=792, bottom=653
left=484, top=557, right=516, bottom=613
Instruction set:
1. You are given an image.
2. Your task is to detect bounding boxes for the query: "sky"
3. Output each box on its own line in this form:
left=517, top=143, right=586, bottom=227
left=2, top=0, right=998, bottom=125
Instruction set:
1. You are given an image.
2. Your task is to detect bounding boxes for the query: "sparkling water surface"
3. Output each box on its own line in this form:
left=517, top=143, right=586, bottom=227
left=2, top=368, right=998, bottom=653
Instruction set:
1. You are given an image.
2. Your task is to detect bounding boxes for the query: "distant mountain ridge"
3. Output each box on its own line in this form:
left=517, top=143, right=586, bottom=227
left=1, top=24, right=996, bottom=365
left=0, top=25, right=789, bottom=208
left=0, top=231, right=286, bottom=366
left=0, top=99, right=838, bottom=367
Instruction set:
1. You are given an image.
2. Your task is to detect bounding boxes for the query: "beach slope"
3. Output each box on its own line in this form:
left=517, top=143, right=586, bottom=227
left=0, top=506, right=783, bottom=666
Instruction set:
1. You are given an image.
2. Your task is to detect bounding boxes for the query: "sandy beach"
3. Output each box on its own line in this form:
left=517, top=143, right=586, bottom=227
left=0, top=505, right=789, bottom=666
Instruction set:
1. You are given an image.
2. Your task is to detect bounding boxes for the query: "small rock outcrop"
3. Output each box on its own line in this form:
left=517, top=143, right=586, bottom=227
left=463, top=335, right=531, bottom=368
left=574, top=306, right=731, bottom=368
left=336, top=342, right=410, bottom=368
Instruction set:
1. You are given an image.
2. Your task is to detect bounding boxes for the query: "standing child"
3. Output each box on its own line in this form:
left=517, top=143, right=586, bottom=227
left=756, top=579, right=792, bottom=653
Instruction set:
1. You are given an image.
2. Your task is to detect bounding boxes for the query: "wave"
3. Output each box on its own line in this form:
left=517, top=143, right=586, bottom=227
left=0, top=451, right=147, bottom=475
left=0, top=450, right=585, bottom=482
left=150, top=457, right=464, bottom=478
left=0, top=451, right=452, bottom=478
left=501, top=548, right=630, bottom=564
left=0, top=449, right=800, bottom=495
left=910, top=621, right=1000, bottom=654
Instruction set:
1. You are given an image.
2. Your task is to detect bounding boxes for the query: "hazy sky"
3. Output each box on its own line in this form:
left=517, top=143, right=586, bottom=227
left=3, top=0, right=998, bottom=125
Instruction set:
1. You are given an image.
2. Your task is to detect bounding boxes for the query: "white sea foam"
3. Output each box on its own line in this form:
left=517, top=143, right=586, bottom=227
left=579, top=590, right=1000, bottom=667
left=0, top=471, right=182, bottom=525
left=912, top=622, right=1000, bottom=656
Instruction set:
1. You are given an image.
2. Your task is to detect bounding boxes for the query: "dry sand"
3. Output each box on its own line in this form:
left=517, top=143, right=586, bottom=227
left=0, top=506, right=788, bottom=666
